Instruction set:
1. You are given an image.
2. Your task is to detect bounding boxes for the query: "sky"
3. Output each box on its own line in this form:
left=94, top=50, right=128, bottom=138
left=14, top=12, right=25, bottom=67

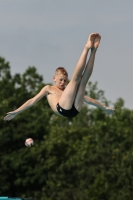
left=0, top=0, right=133, bottom=109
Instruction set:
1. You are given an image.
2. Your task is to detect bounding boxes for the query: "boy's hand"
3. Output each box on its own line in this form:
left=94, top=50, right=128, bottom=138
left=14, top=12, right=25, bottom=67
left=104, top=107, right=115, bottom=115
left=4, top=111, right=17, bottom=121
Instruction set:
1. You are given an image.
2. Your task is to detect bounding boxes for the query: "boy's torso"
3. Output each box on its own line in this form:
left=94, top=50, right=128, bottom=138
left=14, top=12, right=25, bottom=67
left=46, top=85, right=64, bottom=116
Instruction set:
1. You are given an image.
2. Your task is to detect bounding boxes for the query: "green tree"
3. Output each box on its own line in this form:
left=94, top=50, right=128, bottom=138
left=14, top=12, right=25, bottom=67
left=0, top=57, right=52, bottom=197
left=1, top=57, right=133, bottom=200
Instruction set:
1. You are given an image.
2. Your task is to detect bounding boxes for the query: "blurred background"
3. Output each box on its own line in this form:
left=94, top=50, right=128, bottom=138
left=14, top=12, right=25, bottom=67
left=0, top=1, right=133, bottom=200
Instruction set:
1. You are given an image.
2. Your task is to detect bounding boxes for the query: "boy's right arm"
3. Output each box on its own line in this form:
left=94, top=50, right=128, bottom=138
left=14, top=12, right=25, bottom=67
left=4, top=85, right=50, bottom=121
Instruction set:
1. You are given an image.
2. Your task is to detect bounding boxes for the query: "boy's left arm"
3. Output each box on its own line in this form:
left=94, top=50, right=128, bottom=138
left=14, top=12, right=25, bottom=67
left=84, top=96, right=115, bottom=115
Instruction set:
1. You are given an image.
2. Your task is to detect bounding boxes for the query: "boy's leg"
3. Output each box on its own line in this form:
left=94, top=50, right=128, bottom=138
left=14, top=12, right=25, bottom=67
left=71, top=33, right=97, bottom=81
left=74, top=35, right=101, bottom=111
left=59, top=33, right=97, bottom=110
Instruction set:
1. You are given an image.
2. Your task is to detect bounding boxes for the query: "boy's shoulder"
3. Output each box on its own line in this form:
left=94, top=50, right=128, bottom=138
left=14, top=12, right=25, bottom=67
left=44, top=84, right=62, bottom=93
left=44, top=84, right=57, bottom=92
left=45, top=84, right=54, bottom=89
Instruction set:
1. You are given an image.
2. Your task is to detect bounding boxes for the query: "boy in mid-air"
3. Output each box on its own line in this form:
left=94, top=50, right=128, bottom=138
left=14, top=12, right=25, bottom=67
left=4, top=33, right=114, bottom=121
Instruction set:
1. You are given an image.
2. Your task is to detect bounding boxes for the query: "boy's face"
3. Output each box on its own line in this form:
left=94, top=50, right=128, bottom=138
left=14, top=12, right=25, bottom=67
left=53, top=72, right=68, bottom=90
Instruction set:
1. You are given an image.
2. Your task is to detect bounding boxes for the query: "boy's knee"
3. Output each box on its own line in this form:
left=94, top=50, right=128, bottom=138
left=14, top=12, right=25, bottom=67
left=72, top=75, right=82, bottom=83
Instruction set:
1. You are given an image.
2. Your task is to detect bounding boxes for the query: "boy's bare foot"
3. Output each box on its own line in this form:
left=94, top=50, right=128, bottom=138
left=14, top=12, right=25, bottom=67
left=85, top=33, right=97, bottom=50
left=93, top=34, right=101, bottom=49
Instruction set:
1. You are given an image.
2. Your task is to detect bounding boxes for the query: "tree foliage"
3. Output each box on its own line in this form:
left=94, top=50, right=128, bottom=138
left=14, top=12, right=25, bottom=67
left=0, top=57, right=133, bottom=200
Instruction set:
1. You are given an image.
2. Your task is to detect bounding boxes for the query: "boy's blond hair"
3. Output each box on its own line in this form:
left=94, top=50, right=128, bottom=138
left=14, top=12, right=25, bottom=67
left=55, top=67, right=68, bottom=77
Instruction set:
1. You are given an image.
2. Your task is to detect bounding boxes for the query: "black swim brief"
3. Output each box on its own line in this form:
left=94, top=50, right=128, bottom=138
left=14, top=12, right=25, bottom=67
left=56, top=103, right=79, bottom=118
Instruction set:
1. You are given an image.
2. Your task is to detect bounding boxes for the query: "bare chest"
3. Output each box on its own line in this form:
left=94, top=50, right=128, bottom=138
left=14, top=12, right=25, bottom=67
left=46, top=86, right=63, bottom=110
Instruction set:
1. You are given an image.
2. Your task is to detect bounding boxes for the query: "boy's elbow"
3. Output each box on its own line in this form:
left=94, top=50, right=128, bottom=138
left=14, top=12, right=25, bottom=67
left=31, top=97, right=41, bottom=105
left=84, top=96, right=91, bottom=103
left=29, top=98, right=35, bottom=106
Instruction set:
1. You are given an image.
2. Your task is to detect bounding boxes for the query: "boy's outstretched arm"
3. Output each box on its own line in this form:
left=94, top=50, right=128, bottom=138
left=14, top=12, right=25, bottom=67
left=84, top=96, right=115, bottom=115
left=4, top=85, right=50, bottom=121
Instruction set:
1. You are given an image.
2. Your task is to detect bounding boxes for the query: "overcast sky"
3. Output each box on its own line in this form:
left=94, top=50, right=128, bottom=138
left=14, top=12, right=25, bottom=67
left=0, top=0, right=133, bottom=108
